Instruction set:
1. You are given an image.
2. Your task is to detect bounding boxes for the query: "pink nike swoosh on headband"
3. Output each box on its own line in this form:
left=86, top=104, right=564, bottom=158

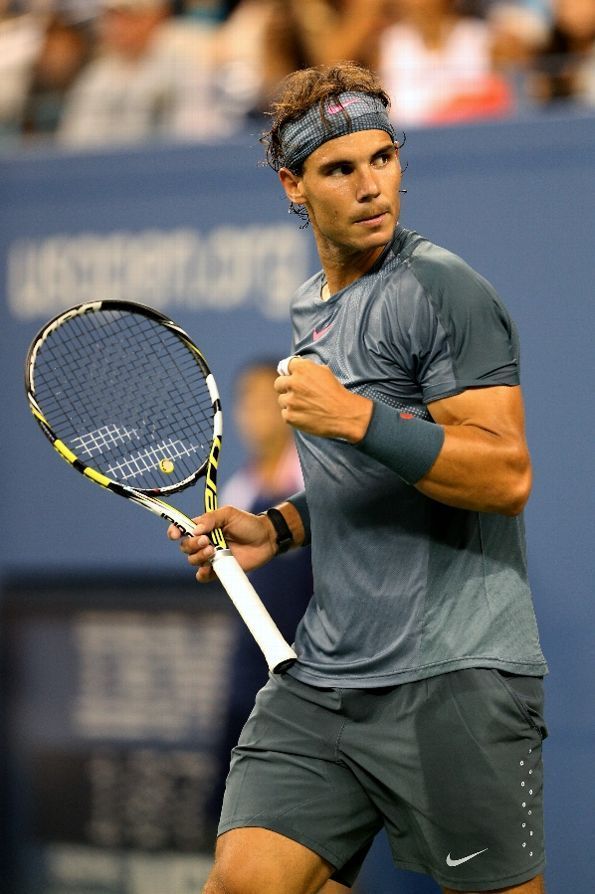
left=327, top=98, right=360, bottom=115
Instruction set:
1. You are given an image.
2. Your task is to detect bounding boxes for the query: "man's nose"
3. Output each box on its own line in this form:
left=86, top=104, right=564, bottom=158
left=355, top=168, right=381, bottom=201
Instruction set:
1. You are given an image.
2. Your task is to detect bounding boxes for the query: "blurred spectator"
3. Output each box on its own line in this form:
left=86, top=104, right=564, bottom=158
left=530, top=0, right=595, bottom=104
left=277, top=0, right=396, bottom=70
left=378, top=0, right=515, bottom=126
left=487, top=2, right=549, bottom=109
left=21, top=13, right=92, bottom=139
left=212, top=0, right=397, bottom=120
left=2, top=0, right=594, bottom=151
left=178, top=0, right=233, bottom=21
left=489, top=2, right=549, bottom=68
left=206, top=359, right=313, bottom=824
left=0, top=1, right=44, bottom=142
left=57, top=0, right=232, bottom=148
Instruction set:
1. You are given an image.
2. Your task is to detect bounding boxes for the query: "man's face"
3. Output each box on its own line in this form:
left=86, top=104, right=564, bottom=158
left=280, top=129, right=402, bottom=259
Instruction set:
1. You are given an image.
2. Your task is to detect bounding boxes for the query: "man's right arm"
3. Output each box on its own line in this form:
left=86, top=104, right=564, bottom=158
left=167, top=496, right=308, bottom=583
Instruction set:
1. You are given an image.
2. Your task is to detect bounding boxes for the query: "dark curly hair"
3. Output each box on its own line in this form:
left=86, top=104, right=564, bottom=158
left=261, top=62, right=392, bottom=175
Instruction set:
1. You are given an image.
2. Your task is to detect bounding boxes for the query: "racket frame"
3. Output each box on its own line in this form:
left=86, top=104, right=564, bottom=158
left=25, top=300, right=297, bottom=672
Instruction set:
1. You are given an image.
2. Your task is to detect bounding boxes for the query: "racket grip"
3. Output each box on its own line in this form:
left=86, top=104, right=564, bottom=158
left=211, top=550, right=297, bottom=673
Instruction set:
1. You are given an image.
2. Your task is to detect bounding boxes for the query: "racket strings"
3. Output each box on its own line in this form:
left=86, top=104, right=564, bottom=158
left=33, top=309, right=215, bottom=491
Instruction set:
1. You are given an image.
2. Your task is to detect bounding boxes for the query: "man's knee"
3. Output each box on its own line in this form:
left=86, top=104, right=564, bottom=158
left=203, top=827, right=333, bottom=894
left=201, top=860, right=290, bottom=894
left=202, top=873, right=227, bottom=894
left=202, top=859, right=245, bottom=894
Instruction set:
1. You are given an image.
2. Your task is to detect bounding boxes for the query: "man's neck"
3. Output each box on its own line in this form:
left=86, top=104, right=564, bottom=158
left=320, top=242, right=389, bottom=296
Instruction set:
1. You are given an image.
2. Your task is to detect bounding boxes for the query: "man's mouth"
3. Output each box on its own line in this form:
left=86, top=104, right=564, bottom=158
left=355, top=211, right=388, bottom=226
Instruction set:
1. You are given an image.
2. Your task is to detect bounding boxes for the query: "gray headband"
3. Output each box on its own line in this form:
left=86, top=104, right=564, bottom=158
left=279, top=92, right=396, bottom=173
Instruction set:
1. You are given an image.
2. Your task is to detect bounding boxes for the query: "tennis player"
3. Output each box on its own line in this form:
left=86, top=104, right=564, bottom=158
left=170, top=62, right=548, bottom=894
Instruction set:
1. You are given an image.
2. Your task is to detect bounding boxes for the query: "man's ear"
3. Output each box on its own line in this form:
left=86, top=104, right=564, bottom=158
left=278, top=167, right=306, bottom=206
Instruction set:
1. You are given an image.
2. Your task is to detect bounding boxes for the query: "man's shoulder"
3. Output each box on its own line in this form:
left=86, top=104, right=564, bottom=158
left=388, top=226, right=500, bottom=313
left=293, top=270, right=324, bottom=306
left=393, top=227, right=480, bottom=285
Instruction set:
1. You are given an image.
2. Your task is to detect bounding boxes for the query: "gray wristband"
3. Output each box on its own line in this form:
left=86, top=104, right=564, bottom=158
left=356, top=400, right=444, bottom=484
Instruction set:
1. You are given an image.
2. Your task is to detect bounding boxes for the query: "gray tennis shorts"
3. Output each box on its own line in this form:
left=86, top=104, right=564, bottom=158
left=218, top=667, right=547, bottom=891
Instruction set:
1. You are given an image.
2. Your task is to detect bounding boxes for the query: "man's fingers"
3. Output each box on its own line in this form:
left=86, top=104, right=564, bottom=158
left=167, top=523, right=183, bottom=540
left=179, top=532, right=212, bottom=555
left=275, top=356, right=312, bottom=397
left=196, top=565, right=217, bottom=584
left=277, top=355, right=297, bottom=376
left=277, top=355, right=311, bottom=377
left=191, top=507, right=232, bottom=537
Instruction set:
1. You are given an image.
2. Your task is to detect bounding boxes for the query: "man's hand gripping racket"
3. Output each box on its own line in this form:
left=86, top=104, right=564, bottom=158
left=24, top=300, right=297, bottom=673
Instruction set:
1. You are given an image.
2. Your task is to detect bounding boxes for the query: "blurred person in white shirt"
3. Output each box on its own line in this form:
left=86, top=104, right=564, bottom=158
left=378, top=0, right=514, bottom=125
left=58, top=0, right=232, bottom=148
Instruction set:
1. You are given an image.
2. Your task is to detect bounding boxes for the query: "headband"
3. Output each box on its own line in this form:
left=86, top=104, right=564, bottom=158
left=279, top=92, right=396, bottom=173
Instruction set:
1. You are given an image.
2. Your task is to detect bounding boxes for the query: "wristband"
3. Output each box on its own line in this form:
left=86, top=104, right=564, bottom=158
left=356, top=400, right=444, bottom=484
left=259, top=507, right=293, bottom=554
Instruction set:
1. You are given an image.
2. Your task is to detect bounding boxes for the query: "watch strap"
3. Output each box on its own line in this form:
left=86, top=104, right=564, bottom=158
left=259, top=507, right=293, bottom=555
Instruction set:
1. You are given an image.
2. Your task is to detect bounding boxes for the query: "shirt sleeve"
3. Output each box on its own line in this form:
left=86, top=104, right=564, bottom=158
left=394, top=245, right=521, bottom=404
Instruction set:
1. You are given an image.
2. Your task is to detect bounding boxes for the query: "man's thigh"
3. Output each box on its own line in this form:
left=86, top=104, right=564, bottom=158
left=217, top=668, right=547, bottom=891
left=341, top=668, right=547, bottom=892
left=217, top=673, right=381, bottom=888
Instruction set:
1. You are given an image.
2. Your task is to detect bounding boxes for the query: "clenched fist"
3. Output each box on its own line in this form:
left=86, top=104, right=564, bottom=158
left=274, top=357, right=373, bottom=443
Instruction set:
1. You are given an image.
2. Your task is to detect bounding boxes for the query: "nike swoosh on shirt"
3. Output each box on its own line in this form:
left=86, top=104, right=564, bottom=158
left=312, top=324, right=333, bottom=341
left=446, top=848, right=488, bottom=867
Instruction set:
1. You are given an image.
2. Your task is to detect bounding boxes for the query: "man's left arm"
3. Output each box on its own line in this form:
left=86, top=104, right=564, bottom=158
left=275, top=359, right=531, bottom=517
left=417, top=384, right=531, bottom=516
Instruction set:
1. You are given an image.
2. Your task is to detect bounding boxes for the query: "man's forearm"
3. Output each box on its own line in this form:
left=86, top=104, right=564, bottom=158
left=414, top=424, right=532, bottom=516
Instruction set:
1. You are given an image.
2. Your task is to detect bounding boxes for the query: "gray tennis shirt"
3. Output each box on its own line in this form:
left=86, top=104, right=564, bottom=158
left=287, top=225, right=547, bottom=688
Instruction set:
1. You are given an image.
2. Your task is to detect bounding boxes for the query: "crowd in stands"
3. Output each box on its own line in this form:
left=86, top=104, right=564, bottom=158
left=1, top=0, right=594, bottom=152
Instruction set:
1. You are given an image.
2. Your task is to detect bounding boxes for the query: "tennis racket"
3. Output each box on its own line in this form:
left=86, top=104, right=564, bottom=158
left=24, top=299, right=297, bottom=673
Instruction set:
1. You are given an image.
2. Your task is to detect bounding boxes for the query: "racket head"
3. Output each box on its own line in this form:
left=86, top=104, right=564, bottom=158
left=25, top=300, right=222, bottom=497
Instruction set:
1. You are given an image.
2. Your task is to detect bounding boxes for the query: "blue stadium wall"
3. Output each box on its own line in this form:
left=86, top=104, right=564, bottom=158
left=1, top=110, right=593, bottom=893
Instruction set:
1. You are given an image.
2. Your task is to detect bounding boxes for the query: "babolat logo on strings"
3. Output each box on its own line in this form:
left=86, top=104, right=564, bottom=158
left=205, top=436, right=226, bottom=549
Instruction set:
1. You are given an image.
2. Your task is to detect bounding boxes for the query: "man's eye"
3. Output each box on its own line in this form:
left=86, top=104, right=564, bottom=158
left=329, top=164, right=351, bottom=176
left=372, top=153, right=390, bottom=167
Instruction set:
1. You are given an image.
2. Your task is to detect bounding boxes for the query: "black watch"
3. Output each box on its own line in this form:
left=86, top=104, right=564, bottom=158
left=259, top=507, right=293, bottom=555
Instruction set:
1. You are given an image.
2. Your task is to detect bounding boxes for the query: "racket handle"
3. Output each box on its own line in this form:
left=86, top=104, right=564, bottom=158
left=211, top=550, right=297, bottom=673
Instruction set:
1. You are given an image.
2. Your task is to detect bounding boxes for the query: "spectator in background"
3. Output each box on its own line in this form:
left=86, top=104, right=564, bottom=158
left=272, top=0, right=396, bottom=75
left=530, top=0, right=595, bottom=104
left=21, top=12, right=92, bottom=140
left=378, top=0, right=515, bottom=126
left=57, top=0, right=232, bottom=148
left=0, top=0, right=44, bottom=143
left=211, top=0, right=396, bottom=121
left=488, top=1, right=549, bottom=109
left=178, top=0, right=233, bottom=21
left=207, top=359, right=313, bottom=826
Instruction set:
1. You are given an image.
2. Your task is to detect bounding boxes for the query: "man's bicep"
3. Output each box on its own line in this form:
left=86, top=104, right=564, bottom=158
left=419, top=385, right=532, bottom=515
left=427, top=385, right=528, bottom=442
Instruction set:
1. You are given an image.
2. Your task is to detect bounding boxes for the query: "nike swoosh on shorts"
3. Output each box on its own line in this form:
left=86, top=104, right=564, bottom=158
left=446, top=848, right=488, bottom=867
